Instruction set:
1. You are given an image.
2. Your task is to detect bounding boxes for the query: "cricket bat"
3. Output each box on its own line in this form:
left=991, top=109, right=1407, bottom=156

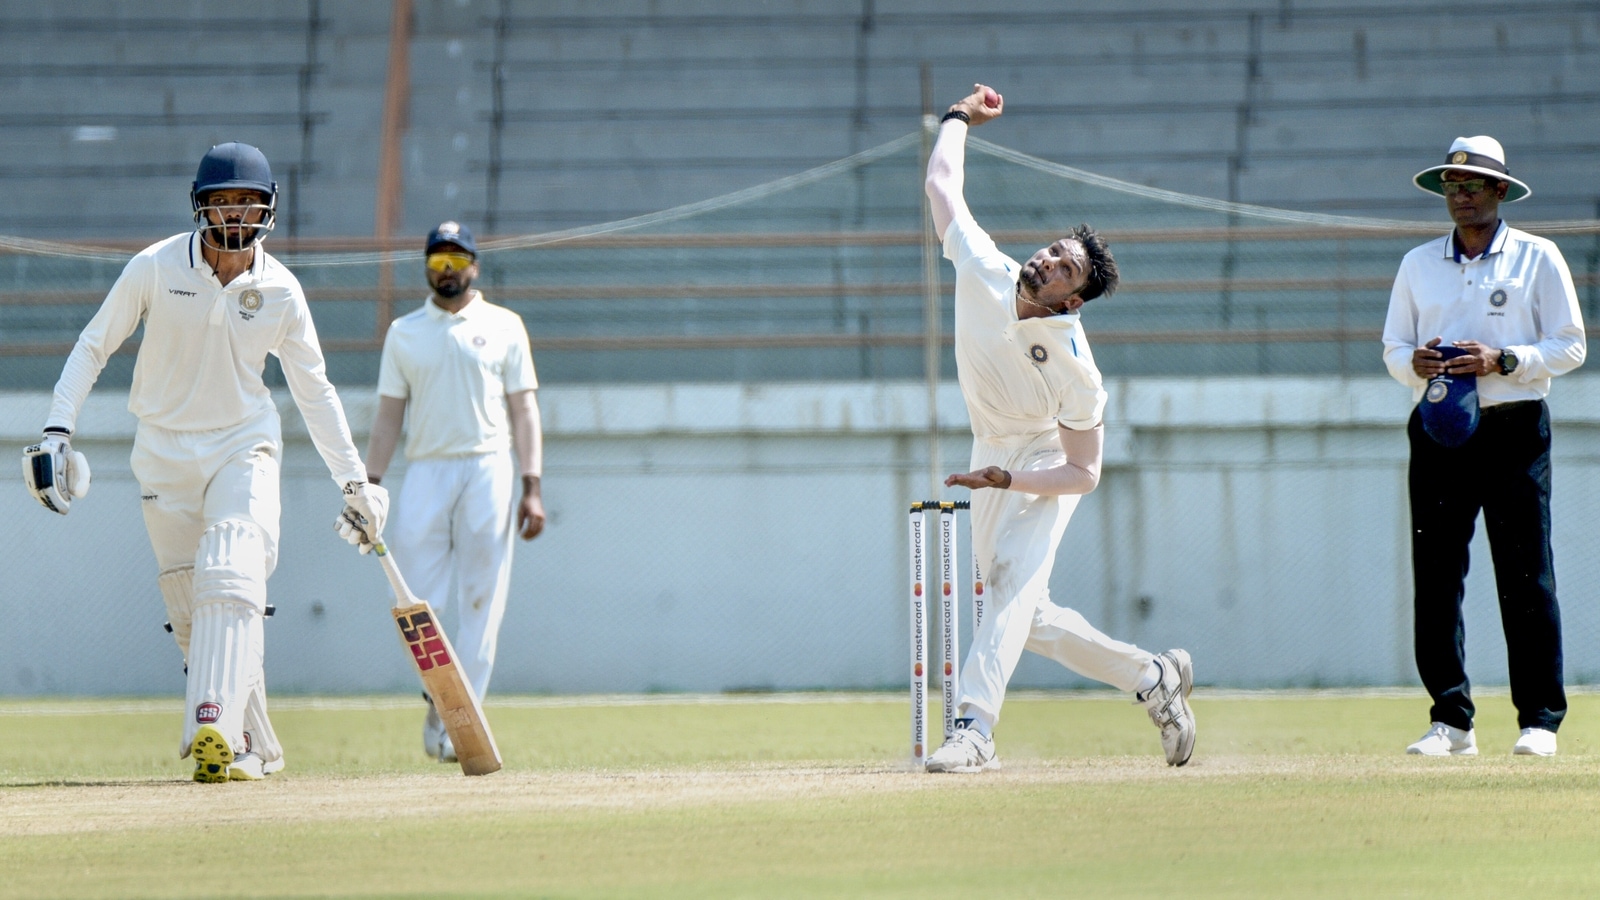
left=372, top=540, right=502, bottom=776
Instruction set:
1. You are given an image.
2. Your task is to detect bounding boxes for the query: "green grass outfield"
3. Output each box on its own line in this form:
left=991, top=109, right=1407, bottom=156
left=4, top=689, right=1600, bottom=898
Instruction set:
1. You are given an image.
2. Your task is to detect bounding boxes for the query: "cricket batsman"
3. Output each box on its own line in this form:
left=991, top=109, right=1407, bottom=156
left=923, top=84, right=1197, bottom=772
left=22, top=142, right=387, bottom=782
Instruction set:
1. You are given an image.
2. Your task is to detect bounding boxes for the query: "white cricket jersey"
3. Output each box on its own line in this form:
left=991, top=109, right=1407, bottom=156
left=945, top=212, right=1107, bottom=444
left=48, top=232, right=367, bottom=485
left=377, top=292, right=538, bottom=461
left=1382, top=220, right=1586, bottom=405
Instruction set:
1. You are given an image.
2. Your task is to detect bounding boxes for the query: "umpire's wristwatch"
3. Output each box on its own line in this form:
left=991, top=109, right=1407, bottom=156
left=1499, top=347, right=1520, bottom=375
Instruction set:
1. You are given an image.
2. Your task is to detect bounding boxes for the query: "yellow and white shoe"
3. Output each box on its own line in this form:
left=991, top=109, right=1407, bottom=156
left=191, top=725, right=235, bottom=784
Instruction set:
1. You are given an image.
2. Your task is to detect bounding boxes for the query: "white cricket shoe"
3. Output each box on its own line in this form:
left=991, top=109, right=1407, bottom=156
left=228, top=752, right=266, bottom=781
left=925, top=720, right=1000, bottom=773
left=191, top=725, right=235, bottom=784
left=1406, top=722, right=1477, bottom=756
left=1139, top=649, right=1196, bottom=767
left=1512, top=727, right=1557, bottom=757
left=423, top=699, right=458, bottom=763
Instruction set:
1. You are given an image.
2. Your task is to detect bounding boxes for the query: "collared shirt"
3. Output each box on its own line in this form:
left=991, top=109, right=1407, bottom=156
left=1382, top=220, right=1586, bottom=405
left=49, top=232, right=366, bottom=484
left=945, top=212, right=1107, bottom=444
left=377, top=291, right=538, bottom=461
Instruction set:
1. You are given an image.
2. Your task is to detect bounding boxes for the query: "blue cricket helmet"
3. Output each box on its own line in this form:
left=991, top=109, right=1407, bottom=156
left=191, top=142, right=278, bottom=249
left=192, top=142, right=276, bottom=205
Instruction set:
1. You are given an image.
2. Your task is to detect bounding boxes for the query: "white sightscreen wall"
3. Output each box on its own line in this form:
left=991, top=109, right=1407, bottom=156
left=4, top=376, right=1600, bottom=696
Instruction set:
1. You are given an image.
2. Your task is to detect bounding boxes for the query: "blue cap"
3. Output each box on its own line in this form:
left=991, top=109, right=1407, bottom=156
left=1419, top=347, right=1480, bottom=448
left=426, top=221, right=476, bottom=256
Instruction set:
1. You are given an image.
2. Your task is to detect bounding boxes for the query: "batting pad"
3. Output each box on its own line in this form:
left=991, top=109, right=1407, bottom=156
left=180, top=521, right=270, bottom=757
left=181, top=602, right=261, bottom=758
left=193, top=520, right=269, bottom=615
left=242, top=676, right=283, bottom=764
left=157, top=564, right=195, bottom=656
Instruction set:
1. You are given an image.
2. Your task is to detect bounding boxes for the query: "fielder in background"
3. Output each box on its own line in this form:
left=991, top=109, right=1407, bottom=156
left=1384, top=137, right=1586, bottom=758
left=22, top=143, right=387, bottom=782
left=356, top=221, right=545, bottom=764
left=923, top=85, right=1196, bottom=773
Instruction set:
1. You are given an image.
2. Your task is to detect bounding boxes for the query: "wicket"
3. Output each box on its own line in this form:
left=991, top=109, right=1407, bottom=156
left=908, top=500, right=984, bottom=765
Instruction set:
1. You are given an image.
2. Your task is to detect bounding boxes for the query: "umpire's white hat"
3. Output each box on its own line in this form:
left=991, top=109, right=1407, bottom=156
left=1413, top=136, right=1531, bottom=202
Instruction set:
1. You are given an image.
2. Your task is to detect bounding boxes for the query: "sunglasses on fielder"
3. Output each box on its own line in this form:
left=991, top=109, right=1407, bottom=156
left=425, top=252, right=475, bottom=273
left=1441, top=179, right=1497, bottom=196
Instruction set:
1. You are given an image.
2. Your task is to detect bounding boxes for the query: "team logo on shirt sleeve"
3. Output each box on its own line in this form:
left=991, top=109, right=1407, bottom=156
left=238, top=289, right=264, bottom=320
left=1029, top=344, right=1049, bottom=363
left=1489, top=289, right=1507, bottom=308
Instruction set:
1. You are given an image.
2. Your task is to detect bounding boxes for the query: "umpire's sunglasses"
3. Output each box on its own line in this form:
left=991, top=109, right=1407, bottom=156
left=425, top=252, right=475, bottom=273
left=1440, top=179, right=1495, bottom=196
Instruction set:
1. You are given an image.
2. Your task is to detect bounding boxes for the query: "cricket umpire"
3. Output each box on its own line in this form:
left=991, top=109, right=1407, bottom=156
left=1383, top=136, right=1586, bottom=757
left=356, top=221, right=544, bottom=763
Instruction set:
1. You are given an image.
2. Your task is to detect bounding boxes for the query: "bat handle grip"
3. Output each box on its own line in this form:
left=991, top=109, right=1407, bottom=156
left=371, top=540, right=420, bottom=606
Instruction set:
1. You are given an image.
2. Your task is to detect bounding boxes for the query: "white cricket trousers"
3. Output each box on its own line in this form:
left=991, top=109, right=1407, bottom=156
left=390, top=450, right=517, bottom=700
left=956, top=429, right=1153, bottom=727
left=132, top=411, right=282, bottom=762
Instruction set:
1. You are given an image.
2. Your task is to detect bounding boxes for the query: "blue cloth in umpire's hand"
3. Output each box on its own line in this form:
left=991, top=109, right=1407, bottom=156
left=1419, top=346, right=1479, bottom=448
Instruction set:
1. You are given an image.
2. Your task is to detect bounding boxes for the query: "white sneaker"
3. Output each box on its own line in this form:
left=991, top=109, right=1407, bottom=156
left=228, top=752, right=266, bottom=781
left=423, top=698, right=459, bottom=763
left=1406, top=722, right=1477, bottom=756
left=1139, top=649, right=1196, bottom=767
left=1512, top=727, right=1557, bottom=757
left=925, top=720, right=1000, bottom=773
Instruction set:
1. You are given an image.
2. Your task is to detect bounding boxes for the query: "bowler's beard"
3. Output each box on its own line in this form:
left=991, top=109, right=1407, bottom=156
left=1018, top=266, right=1044, bottom=299
left=1015, top=274, right=1058, bottom=316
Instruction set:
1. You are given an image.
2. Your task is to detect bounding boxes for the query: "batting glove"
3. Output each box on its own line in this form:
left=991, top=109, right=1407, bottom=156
left=336, top=480, right=389, bottom=554
left=22, top=429, right=91, bottom=515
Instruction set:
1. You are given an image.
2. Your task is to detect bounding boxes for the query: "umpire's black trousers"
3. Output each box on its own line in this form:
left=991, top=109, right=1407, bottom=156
left=1408, top=399, right=1565, bottom=733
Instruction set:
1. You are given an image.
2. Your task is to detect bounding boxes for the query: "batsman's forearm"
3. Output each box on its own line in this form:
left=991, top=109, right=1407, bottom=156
left=49, top=264, right=149, bottom=432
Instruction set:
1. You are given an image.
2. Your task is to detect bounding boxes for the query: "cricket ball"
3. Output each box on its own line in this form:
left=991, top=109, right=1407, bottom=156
left=983, top=87, right=1000, bottom=108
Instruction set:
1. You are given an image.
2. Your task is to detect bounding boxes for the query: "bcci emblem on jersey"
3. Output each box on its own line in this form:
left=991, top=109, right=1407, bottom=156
left=1029, top=344, right=1048, bottom=363
left=1490, top=289, right=1508, bottom=308
left=239, top=289, right=263, bottom=320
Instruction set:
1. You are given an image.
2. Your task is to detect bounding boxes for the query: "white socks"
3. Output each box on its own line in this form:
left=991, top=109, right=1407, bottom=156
left=1135, top=659, right=1163, bottom=697
left=957, top=706, right=995, bottom=738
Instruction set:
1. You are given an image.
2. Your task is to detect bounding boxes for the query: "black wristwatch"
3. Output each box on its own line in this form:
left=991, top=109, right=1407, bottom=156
left=1499, top=348, right=1520, bottom=375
